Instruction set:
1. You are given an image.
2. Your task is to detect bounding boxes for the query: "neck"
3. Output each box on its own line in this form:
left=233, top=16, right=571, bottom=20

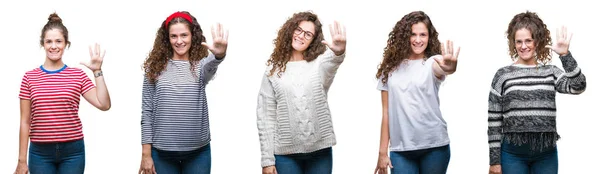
left=515, top=57, right=537, bottom=66
left=290, top=50, right=304, bottom=61
left=172, top=53, right=189, bottom=61
left=43, top=58, right=65, bottom=70
left=408, top=53, right=425, bottom=60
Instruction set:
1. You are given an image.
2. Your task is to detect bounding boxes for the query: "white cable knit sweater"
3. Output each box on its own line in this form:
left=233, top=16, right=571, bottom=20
left=256, top=50, right=345, bottom=167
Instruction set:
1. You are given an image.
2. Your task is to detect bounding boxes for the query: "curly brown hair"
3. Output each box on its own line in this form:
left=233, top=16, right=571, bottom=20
left=267, top=11, right=327, bottom=77
left=143, top=11, right=208, bottom=83
left=506, top=11, right=552, bottom=65
left=40, top=12, right=71, bottom=48
left=375, top=11, right=441, bottom=84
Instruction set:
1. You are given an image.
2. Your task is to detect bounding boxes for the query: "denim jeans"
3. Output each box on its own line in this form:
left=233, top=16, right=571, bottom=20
left=501, top=141, right=558, bottom=174
left=389, top=144, right=450, bottom=174
left=28, top=139, right=86, bottom=174
left=152, top=143, right=211, bottom=174
left=274, top=147, right=333, bottom=174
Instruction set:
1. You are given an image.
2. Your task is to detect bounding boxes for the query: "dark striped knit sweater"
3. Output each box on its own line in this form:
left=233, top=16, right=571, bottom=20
left=487, top=51, right=586, bottom=165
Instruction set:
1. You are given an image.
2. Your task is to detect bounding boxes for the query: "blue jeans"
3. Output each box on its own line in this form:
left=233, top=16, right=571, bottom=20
left=28, top=139, right=86, bottom=174
left=274, top=147, right=333, bottom=174
left=389, top=144, right=450, bottom=174
left=501, top=141, right=558, bottom=174
left=152, top=143, right=211, bottom=174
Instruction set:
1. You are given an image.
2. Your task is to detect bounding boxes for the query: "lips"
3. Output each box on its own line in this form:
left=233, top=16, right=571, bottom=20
left=294, top=37, right=305, bottom=45
left=48, top=50, right=60, bottom=55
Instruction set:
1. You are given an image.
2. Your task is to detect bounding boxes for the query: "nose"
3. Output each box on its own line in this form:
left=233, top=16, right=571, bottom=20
left=176, top=36, right=184, bottom=45
left=415, top=36, right=423, bottom=43
left=51, top=42, right=58, bottom=49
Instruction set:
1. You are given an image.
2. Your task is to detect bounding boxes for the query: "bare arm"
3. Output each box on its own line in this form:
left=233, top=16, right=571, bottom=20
left=18, top=99, right=31, bottom=163
left=378, top=91, right=390, bottom=155
left=374, top=91, right=393, bottom=174
left=82, top=71, right=111, bottom=111
left=81, top=44, right=111, bottom=111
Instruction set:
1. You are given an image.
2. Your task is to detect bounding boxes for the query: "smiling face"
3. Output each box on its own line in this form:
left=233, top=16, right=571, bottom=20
left=514, top=28, right=536, bottom=64
left=410, top=22, right=429, bottom=58
left=291, top=20, right=316, bottom=53
left=169, top=22, right=192, bottom=59
left=43, top=29, right=67, bottom=61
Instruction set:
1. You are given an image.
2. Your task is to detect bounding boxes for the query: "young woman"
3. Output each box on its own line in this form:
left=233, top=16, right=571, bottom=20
left=256, top=11, right=346, bottom=174
left=373, top=11, right=460, bottom=174
left=138, top=11, right=228, bottom=174
left=14, top=12, right=111, bottom=174
left=487, top=11, right=586, bottom=174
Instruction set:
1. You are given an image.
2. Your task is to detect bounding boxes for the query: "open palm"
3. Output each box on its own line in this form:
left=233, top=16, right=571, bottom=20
left=435, top=40, right=460, bottom=73
left=201, top=23, right=229, bottom=58
left=81, top=43, right=105, bottom=71
left=545, top=26, right=572, bottom=56
left=321, top=21, right=346, bottom=56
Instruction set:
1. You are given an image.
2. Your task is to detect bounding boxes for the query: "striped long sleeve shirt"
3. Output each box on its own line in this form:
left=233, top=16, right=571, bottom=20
left=487, top=51, right=586, bottom=165
left=141, top=54, right=223, bottom=151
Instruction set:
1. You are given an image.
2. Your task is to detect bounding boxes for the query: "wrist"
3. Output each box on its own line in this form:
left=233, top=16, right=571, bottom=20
left=334, top=50, right=345, bottom=56
left=18, top=158, right=26, bottom=163
left=93, top=70, right=103, bottom=77
left=215, top=53, right=226, bottom=60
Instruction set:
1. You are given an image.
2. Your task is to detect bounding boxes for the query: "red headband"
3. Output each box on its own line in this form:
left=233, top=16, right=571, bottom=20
left=165, top=12, right=193, bottom=28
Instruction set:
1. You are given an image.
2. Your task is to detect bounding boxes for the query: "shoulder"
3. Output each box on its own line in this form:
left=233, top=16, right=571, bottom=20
left=490, top=65, right=515, bottom=85
left=24, top=67, right=41, bottom=75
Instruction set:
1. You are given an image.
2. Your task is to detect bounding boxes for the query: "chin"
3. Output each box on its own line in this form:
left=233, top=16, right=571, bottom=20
left=47, top=56, right=62, bottom=61
left=292, top=45, right=307, bottom=52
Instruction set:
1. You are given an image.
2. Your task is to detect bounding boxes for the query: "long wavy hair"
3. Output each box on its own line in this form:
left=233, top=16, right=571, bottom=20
left=375, top=11, right=441, bottom=84
left=143, top=11, right=208, bottom=83
left=506, top=11, right=552, bottom=65
left=267, top=11, right=327, bottom=77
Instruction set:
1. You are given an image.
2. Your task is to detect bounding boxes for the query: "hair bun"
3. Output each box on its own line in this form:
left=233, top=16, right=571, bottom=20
left=48, top=13, right=62, bottom=23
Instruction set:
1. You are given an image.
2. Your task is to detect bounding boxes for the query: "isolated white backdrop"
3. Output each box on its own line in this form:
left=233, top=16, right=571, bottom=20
left=0, top=0, right=597, bottom=173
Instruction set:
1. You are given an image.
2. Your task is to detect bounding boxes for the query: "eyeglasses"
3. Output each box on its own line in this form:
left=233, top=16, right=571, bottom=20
left=294, top=27, right=314, bottom=40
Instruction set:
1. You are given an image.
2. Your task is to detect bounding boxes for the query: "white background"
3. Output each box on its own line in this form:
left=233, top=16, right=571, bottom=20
left=0, top=0, right=597, bottom=173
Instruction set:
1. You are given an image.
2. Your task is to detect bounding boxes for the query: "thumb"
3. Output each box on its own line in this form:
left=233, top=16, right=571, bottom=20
left=80, top=61, right=90, bottom=68
left=321, top=40, right=331, bottom=48
left=434, top=56, right=443, bottom=66
left=201, top=42, right=211, bottom=49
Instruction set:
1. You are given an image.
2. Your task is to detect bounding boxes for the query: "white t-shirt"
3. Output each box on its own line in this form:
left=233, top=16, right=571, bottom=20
left=377, top=57, right=450, bottom=152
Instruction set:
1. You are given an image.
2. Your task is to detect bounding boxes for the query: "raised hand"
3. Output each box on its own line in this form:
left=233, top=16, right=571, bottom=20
left=545, top=26, right=572, bottom=56
left=321, top=21, right=346, bottom=56
left=81, top=43, right=106, bottom=71
left=435, top=40, right=460, bottom=74
left=201, top=23, right=229, bottom=59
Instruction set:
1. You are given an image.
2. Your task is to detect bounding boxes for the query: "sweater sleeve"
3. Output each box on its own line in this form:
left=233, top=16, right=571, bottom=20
left=200, top=54, right=225, bottom=85
left=554, top=51, right=586, bottom=94
left=256, top=73, right=278, bottom=167
left=319, top=49, right=345, bottom=93
left=488, top=71, right=504, bottom=165
left=141, top=76, right=155, bottom=145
